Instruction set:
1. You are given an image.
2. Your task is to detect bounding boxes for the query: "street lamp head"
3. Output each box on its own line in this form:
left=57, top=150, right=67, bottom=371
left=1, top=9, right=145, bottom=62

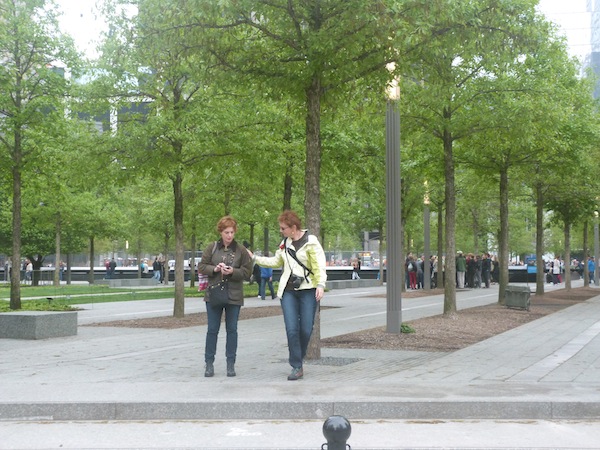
left=386, top=63, right=400, bottom=100
left=387, top=78, right=400, bottom=100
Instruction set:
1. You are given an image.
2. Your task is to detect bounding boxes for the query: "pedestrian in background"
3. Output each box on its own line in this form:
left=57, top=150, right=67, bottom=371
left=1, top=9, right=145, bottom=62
left=456, top=251, right=466, bottom=289
left=158, top=254, right=166, bottom=284
left=252, top=262, right=262, bottom=296
left=553, top=256, right=562, bottom=284
left=259, top=253, right=276, bottom=300
left=25, top=259, right=33, bottom=283
left=351, top=257, right=361, bottom=280
left=109, top=258, right=117, bottom=279
left=481, top=253, right=491, bottom=288
left=152, top=257, right=161, bottom=282
left=4, top=258, right=11, bottom=282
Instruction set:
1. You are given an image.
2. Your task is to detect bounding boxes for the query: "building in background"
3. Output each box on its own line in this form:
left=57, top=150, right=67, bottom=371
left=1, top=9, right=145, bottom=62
left=587, top=0, right=600, bottom=96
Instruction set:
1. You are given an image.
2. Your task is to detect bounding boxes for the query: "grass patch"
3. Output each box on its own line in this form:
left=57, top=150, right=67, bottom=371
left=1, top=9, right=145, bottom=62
left=0, top=281, right=278, bottom=311
left=0, top=299, right=76, bottom=312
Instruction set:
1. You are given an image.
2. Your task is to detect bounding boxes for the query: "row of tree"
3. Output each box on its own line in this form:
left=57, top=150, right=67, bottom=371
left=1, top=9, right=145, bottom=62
left=1, top=0, right=599, bottom=320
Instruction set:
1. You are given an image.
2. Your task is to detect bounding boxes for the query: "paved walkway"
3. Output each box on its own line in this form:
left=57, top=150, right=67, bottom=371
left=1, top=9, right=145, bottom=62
left=1, top=280, right=599, bottom=424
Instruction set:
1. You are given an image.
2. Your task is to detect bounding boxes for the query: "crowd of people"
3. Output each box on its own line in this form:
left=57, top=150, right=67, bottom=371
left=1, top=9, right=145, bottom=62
left=545, top=256, right=597, bottom=285
left=402, top=252, right=596, bottom=290
left=404, top=251, right=501, bottom=290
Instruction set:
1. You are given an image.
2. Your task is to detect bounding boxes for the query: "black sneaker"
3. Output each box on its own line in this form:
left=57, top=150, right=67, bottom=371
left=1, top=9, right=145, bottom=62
left=227, top=362, right=236, bottom=377
left=287, top=367, right=303, bottom=381
left=204, top=363, right=214, bottom=377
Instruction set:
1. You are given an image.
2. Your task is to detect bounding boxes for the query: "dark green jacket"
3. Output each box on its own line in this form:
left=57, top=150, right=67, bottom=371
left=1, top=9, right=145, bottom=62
left=198, top=240, right=252, bottom=306
left=456, top=255, right=466, bottom=272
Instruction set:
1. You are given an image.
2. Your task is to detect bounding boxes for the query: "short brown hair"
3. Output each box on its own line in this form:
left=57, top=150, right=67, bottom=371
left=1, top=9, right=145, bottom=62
left=216, top=215, right=238, bottom=233
left=278, top=210, right=302, bottom=229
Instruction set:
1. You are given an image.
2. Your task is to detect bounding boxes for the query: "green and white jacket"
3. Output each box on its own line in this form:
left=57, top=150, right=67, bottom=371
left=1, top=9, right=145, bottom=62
left=254, top=232, right=327, bottom=299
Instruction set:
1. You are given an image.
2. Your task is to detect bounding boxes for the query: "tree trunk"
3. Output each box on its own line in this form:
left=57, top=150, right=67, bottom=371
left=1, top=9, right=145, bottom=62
left=10, top=130, right=22, bottom=310
left=163, top=228, right=170, bottom=286
left=66, top=253, right=72, bottom=285
left=443, top=122, right=456, bottom=316
left=173, top=169, right=185, bottom=318
left=89, top=236, right=95, bottom=285
left=535, top=181, right=545, bottom=296
left=304, top=75, right=322, bottom=238
left=498, top=166, right=509, bottom=305
left=283, top=160, right=293, bottom=211
left=437, top=201, right=444, bottom=289
left=249, top=223, right=255, bottom=250
left=190, top=229, right=197, bottom=288
left=583, top=221, right=589, bottom=288
left=305, top=76, right=323, bottom=359
left=379, top=223, right=384, bottom=285
left=29, top=254, right=44, bottom=287
left=54, top=214, right=61, bottom=286
left=564, top=222, right=571, bottom=290
left=263, top=226, right=269, bottom=255
left=471, top=209, right=479, bottom=254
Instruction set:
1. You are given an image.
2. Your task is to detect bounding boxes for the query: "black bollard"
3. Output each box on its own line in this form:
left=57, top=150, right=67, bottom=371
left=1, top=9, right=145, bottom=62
left=321, top=415, right=351, bottom=450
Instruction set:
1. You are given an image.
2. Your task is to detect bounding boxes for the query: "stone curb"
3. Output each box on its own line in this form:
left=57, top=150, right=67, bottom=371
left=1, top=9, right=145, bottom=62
left=1, top=400, right=599, bottom=421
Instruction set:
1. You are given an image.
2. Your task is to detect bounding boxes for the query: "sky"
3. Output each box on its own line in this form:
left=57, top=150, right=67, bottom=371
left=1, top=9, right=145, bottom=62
left=537, top=0, right=591, bottom=60
left=55, top=0, right=591, bottom=61
left=55, top=0, right=108, bottom=59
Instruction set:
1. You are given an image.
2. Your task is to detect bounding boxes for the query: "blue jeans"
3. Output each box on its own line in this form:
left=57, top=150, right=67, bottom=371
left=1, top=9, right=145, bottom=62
left=280, top=288, right=317, bottom=369
left=259, top=278, right=275, bottom=299
left=205, top=302, right=241, bottom=364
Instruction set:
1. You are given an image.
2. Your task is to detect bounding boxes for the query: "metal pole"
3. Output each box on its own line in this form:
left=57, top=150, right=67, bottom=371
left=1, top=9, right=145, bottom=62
left=385, top=98, right=402, bottom=333
left=595, top=216, right=599, bottom=287
left=423, top=202, right=430, bottom=290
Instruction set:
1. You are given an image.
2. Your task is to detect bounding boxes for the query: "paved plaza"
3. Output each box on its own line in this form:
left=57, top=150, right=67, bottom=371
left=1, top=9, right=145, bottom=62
left=1, top=281, right=599, bottom=448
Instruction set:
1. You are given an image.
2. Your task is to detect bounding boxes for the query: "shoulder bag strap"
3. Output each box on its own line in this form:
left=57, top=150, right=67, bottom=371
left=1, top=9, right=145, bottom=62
left=285, top=238, right=314, bottom=278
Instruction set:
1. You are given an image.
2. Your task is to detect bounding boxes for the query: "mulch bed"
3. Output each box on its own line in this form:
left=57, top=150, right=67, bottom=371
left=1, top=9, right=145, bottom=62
left=320, top=286, right=598, bottom=352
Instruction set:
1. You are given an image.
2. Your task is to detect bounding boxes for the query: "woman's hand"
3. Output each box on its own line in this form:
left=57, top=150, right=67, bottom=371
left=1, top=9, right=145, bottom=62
left=221, top=264, right=234, bottom=276
left=315, top=286, right=324, bottom=302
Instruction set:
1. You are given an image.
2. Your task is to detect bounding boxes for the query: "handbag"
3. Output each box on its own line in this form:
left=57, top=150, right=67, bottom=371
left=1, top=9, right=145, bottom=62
left=198, top=273, right=209, bottom=291
left=208, top=279, right=229, bottom=307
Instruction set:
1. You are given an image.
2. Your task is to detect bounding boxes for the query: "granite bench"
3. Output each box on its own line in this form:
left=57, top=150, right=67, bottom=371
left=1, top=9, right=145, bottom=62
left=96, top=278, right=157, bottom=288
left=325, top=279, right=381, bottom=290
left=0, top=311, right=78, bottom=339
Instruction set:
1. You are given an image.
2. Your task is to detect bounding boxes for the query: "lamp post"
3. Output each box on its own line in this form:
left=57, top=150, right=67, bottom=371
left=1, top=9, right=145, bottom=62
left=385, top=71, right=402, bottom=333
left=423, top=186, right=431, bottom=291
left=595, top=211, right=599, bottom=287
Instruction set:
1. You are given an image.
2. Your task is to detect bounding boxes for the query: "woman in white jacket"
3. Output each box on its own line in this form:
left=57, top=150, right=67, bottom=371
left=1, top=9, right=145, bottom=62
left=251, top=210, right=326, bottom=381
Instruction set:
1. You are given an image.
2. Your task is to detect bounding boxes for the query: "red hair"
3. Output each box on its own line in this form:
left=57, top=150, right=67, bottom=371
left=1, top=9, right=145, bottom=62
left=216, top=215, right=238, bottom=233
left=278, top=210, right=302, bottom=229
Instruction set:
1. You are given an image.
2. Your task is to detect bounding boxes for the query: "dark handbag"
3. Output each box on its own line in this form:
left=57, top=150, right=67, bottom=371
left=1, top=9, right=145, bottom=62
left=208, top=279, right=229, bottom=307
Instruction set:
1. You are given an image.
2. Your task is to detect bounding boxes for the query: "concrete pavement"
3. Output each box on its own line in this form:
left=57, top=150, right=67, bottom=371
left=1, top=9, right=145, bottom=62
left=1, top=280, right=600, bottom=448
